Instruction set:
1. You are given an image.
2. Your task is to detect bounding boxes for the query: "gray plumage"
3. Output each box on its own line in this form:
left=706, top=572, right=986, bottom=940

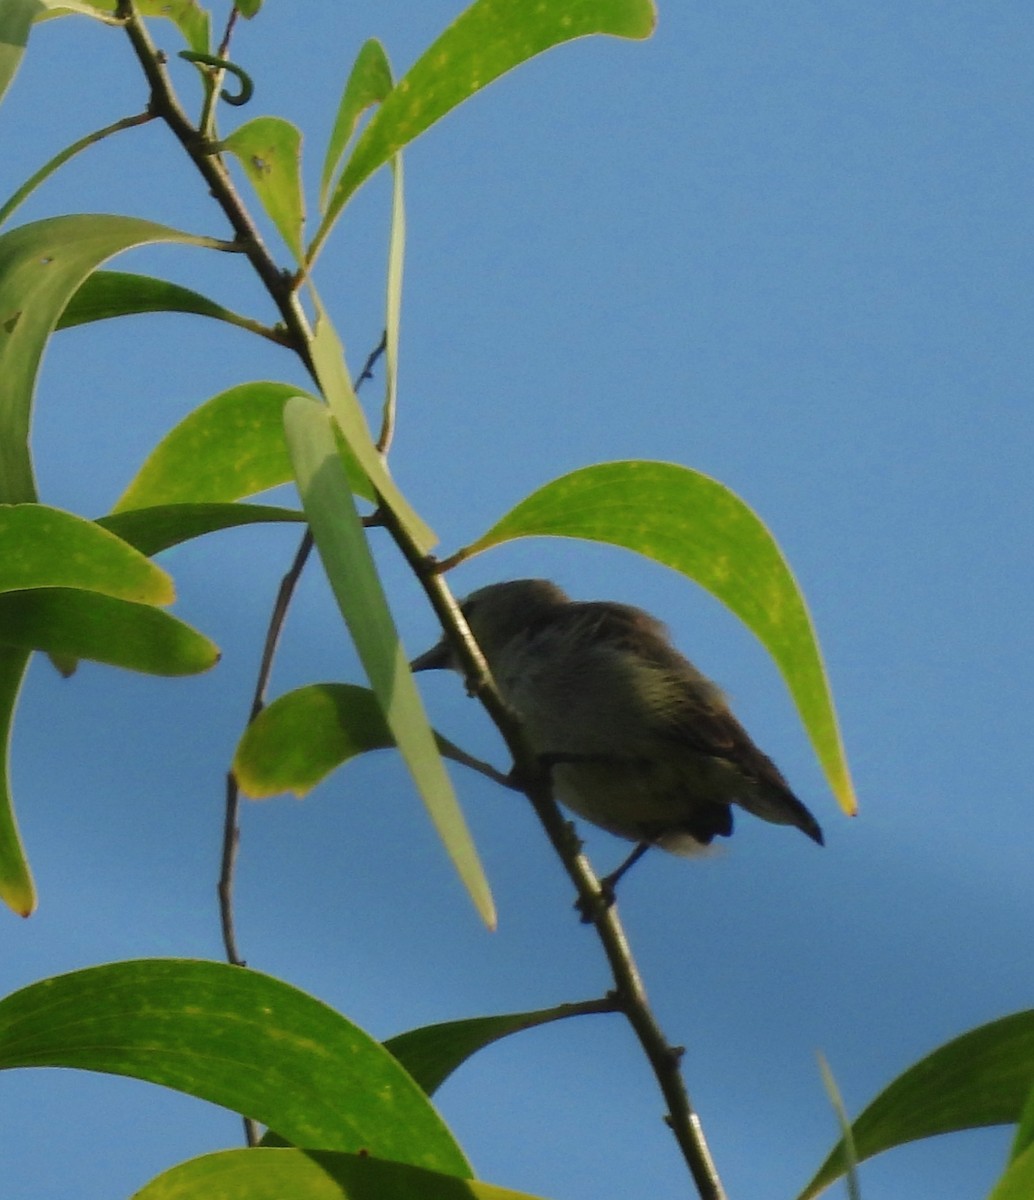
left=412, top=579, right=823, bottom=855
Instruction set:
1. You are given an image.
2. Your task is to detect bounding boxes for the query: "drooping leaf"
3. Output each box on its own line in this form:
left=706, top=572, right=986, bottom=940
left=798, top=1010, right=1034, bottom=1199
left=99, top=502, right=304, bottom=558
left=56, top=270, right=274, bottom=341
left=0, top=0, right=44, bottom=106
left=0, top=214, right=217, bottom=504
left=459, top=461, right=856, bottom=818
left=134, top=1148, right=545, bottom=1200
left=0, top=960, right=470, bottom=1175
left=223, top=117, right=305, bottom=262
left=386, top=1003, right=612, bottom=1096
left=0, top=504, right=172, bottom=603
left=381, top=154, right=404, bottom=450
left=0, top=589, right=218, bottom=675
left=308, top=296, right=435, bottom=550
left=314, top=0, right=656, bottom=257
left=112, top=381, right=327, bottom=512
left=0, top=647, right=33, bottom=917
left=283, top=397, right=492, bottom=926
left=233, top=682, right=480, bottom=799
left=319, top=39, right=393, bottom=211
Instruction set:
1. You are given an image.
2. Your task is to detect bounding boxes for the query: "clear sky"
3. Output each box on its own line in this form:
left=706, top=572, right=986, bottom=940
left=2, top=3, right=1032, bottom=1199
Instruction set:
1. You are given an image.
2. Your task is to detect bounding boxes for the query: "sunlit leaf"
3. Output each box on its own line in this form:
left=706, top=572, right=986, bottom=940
left=283, top=397, right=492, bottom=926
left=314, top=0, right=656, bottom=257
left=134, top=1148, right=546, bottom=1200
left=112, top=381, right=326, bottom=512
left=0, top=0, right=44, bottom=106
left=0, top=960, right=470, bottom=1174
left=989, top=1142, right=1034, bottom=1200
left=0, top=214, right=217, bottom=504
left=459, top=461, right=856, bottom=818
left=798, top=1010, right=1034, bottom=1199
left=0, top=647, right=33, bottom=917
left=386, top=1003, right=611, bottom=1096
left=0, top=589, right=218, bottom=675
left=99, top=502, right=304, bottom=558
left=0, top=504, right=172, bottom=603
left=319, top=39, right=392, bottom=211
left=37, top=1, right=209, bottom=53
left=1008, top=1079, right=1034, bottom=1164
left=223, top=117, right=305, bottom=262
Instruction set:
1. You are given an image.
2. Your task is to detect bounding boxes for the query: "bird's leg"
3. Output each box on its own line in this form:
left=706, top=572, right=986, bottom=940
left=576, top=840, right=652, bottom=922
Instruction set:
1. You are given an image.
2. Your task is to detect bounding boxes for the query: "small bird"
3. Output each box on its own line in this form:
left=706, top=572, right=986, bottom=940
left=412, top=579, right=822, bottom=887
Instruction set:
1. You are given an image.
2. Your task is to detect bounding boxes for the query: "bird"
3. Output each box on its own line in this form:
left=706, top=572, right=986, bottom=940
left=411, top=579, right=823, bottom=890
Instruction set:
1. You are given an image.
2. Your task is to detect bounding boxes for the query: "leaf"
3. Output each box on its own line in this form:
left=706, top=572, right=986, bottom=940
left=223, top=117, right=306, bottom=262
left=0, top=647, right=33, bottom=916
left=0, top=214, right=217, bottom=505
left=989, top=1142, right=1034, bottom=1200
left=308, top=296, right=435, bottom=550
left=386, top=1003, right=610, bottom=1096
left=112, top=381, right=328, bottom=512
left=56, top=270, right=270, bottom=339
left=315, top=0, right=656, bottom=254
left=233, top=682, right=482, bottom=799
left=460, top=461, right=857, bottom=818
left=381, top=154, right=404, bottom=450
left=319, top=39, right=393, bottom=212
left=0, top=960, right=470, bottom=1175
left=134, top=1148, right=547, bottom=1200
left=1008, top=1078, right=1034, bottom=1164
left=0, top=589, right=219, bottom=675
left=0, top=504, right=172, bottom=603
left=283, top=397, right=493, bottom=927
left=37, top=1, right=210, bottom=53
left=99, top=502, right=304, bottom=558
left=798, top=1010, right=1034, bottom=1199
left=0, top=0, right=44, bottom=106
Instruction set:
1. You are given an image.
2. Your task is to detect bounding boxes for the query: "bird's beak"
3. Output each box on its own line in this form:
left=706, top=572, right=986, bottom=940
left=409, top=639, right=450, bottom=672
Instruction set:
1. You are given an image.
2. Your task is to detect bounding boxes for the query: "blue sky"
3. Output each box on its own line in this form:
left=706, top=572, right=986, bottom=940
left=2, top=3, right=1033, bottom=1198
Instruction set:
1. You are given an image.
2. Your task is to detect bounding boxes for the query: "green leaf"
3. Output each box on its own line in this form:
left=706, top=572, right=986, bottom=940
left=461, top=461, right=857, bottom=818
left=0, top=0, right=44, bottom=107
left=0, top=647, right=33, bottom=917
left=223, top=117, right=306, bottom=262
left=0, top=214, right=217, bottom=505
left=55, top=270, right=274, bottom=341
left=235, top=0, right=262, bottom=16
left=283, top=397, right=493, bottom=927
left=319, top=39, right=393, bottom=212
left=38, top=1, right=210, bottom=53
left=233, top=682, right=483, bottom=799
left=0, top=960, right=470, bottom=1175
left=386, top=1003, right=610, bottom=1096
left=381, top=154, right=404, bottom=450
left=1008, top=1078, right=1034, bottom=1164
left=314, top=0, right=656, bottom=255
left=0, top=504, right=173, bottom=603
left=990, top=1142, right=1034, bottom=1200
left=134, top=1148, right=546, bottom=1200
left=0, top=589, right=219, bottom=675
left=113, top=381, right=326, bottom=512
left=99, top=502, right=304, bottom=558
left=308, top=296, right=435, bottom=550
left=798, top=1010, right=1034, bottom=1199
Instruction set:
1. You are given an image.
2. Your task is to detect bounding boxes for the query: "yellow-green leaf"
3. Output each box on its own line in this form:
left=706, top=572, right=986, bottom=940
left=460, top=460, right=856, bottom=817
left=223, top=117, right=305, bottom=262
left=0, top=647, right=33, bottom=917
left=319, top=39, right=393, bottom=212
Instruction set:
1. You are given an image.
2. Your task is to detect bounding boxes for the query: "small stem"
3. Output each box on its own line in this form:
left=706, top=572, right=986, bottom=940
left=217, top=5, right=241, bottom=60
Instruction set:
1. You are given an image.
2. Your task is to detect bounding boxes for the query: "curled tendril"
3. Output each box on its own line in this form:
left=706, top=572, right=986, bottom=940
left=177, top=51, right=254, bottom=106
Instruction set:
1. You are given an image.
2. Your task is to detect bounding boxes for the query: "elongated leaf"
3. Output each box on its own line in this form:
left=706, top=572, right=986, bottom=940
left=798, top=1010, right=1034, bottom=1199
left=314, top=0, right=656, bottom=256
left=319, top=39, right=393, bottom=211
left=99, top=502, right=304, bottom=558
left=233, top=682, right=481, bottom=798
left=56, top=270, right=269, bottom=338
left=0, top=504, right=172, bottom=603
left=223, top=117, right=305, bottom=262
left=990, top=1143, right=1034, bottom=1200
left=381, top=154, right=404, bottom=449
left=308, top=296, right=435, bottom=550
left=1008, top=1079, right=1034, bottom=1164
left=386, top=1003, right=611, bottom=1096
left=283, top=397, right=493, bottom=926
left=0, top=215, right=215, bottom=504
left=0, top=960, right=469, bottom=1175
left=460, top=461, right=856, bottom=818
left=112, top=381, right=328, bottom=512
left=37, top=2, right=209, bottom=53
left=0, top=0, right=44, bottom=106
left=0, top=647, right=33, bottom=916
left=135, top=1148, right=544, bottom=1200
left=0, top=588, right=218, bottom=675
